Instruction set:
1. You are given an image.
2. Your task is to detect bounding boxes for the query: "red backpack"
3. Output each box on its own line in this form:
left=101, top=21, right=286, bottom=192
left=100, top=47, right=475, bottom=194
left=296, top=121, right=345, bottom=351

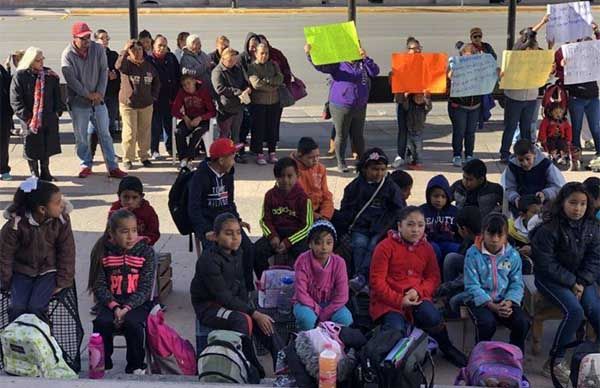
left=542, top=82, right=568, bottom=118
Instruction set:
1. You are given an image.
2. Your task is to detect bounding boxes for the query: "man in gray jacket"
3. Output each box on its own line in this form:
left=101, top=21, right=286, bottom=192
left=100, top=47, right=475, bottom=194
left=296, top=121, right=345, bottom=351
left=61, top=22, right=127, bottom=179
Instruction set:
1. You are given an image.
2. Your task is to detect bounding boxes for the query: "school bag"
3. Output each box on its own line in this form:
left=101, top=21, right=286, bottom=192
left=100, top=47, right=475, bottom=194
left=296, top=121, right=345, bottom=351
left=455, top=341, right=528, bottom=387
left=256, top=265, right=295, bottom=308
left=197, top=330, right=261, bottom=384
left=0, top=314, right=77, bottom=379
left=146, top=305, right=197, bottom=375
left=550, top=340, right=600, bottom=388
left=542, top=82, right=568, bottom=118
left=168, top=166, right=195, bottom=251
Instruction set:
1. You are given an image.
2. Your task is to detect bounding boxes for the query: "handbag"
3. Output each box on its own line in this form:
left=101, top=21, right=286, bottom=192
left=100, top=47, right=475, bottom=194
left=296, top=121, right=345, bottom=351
left=279, top=85, right=296, bottom=108
left=289, top=75, right=307, bottom=101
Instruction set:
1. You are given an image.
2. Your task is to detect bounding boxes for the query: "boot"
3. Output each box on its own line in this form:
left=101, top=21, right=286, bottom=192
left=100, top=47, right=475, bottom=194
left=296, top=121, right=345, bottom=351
left=428, top=323, right=467, bottom=368
left=328, top=138, right=335, bottom=155
left=28, top=160, right=40, bottom=177
left=40, top=158, right=56, bottom=182
left=570, top=147, right=582, bottom=171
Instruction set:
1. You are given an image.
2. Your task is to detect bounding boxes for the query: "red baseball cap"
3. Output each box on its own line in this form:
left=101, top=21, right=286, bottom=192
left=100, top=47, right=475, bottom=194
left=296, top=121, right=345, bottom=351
left=71, top=22, right=92, bottom=38
left=210, top=138, right=243, bottom=159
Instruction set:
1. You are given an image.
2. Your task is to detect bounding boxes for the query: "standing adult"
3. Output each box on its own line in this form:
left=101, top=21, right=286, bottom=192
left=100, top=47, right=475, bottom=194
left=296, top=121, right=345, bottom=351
left=305, top=43, right=380, bottom=173
left=238, top=32, right=260, bottom=156
left=89, top=28, right=121, bottom=160
left=247, top=43, right=284, bottom=165
left=115, top=39, right=161, bottom=170
left=448, top=43, right=482, bottom=167
left=469, top=27, right=497, bottom=59
left=209, top=35, right=230, bottom=69
left=10, top=47, right=65, bottom=181
left=0, top=60, right=12, bottom=181
left=147, top=35, right=180, bottom=160
left=392, top=37, right=421, bottom=168
left=138, top=29, right=153, bottom=56
left=180, top=34, right=212, bottom=89
left=212, top=48, right=251, bottom=154
left=61, top=21, right=126, bottom=179
left=174, top=31, right=190, bottom=63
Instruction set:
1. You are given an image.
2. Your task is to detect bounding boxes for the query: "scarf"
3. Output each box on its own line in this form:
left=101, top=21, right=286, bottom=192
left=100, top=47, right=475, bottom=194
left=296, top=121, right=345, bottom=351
left=29, top=69, right=45, bottom=134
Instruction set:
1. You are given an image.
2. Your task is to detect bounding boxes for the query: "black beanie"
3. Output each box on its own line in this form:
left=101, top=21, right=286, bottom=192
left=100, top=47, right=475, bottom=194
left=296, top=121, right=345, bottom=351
left=118, top=176, right=144, bottom=195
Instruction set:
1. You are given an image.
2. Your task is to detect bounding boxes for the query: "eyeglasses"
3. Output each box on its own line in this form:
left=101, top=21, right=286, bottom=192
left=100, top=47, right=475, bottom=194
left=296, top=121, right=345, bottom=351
left=472, top=35, right=482, bottom=39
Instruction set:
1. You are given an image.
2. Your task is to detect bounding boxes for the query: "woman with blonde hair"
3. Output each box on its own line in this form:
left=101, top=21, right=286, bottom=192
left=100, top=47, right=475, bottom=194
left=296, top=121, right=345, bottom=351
left=10, top=46, right=65, bottom=180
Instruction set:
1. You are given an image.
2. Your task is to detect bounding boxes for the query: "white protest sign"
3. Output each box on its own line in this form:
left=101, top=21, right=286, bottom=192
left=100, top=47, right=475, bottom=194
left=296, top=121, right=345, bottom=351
left=563, top=40, right=600, bottom=85
left=546, top=1, right=593, bottom=45
left=450, top=54, right=498, bottom=98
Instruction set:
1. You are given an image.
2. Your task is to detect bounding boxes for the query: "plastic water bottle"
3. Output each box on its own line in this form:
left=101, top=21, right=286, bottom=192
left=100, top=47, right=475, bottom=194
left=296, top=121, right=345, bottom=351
left=88, top=333, right=105, bottom=379
left=277, top=276, right=294, bottom=315
left=319, top=343, right=337, bottom=388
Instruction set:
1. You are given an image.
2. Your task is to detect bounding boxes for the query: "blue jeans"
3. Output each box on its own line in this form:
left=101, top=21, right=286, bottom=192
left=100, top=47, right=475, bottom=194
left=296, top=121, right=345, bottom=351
left=396, top=103, right=408, bottom=158
left=351, top=231, right=380, bottom=278
left=513, top=99, right=541, bottom=144
left=443, top=252, right=464, bottom=283
left=382, top=301, right=443, bottom=334
left=500, top=97, right=537, bottom=159
left=568, top=96, right=600, bottom=154
left=535, top=278, right=600, bottom=359
left=448, top=103, right=479, bottom=158
left=430, top=241, right=461, bottom=271
left=293, top=303, right=353, bottom=331
left=70, top=103, right=118, bottom=169
left=9, top=272, right=56, bottom=322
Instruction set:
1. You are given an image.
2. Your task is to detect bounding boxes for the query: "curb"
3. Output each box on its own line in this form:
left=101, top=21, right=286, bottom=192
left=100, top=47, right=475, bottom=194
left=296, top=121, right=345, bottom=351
left=65, top=5, right=558, bottom=16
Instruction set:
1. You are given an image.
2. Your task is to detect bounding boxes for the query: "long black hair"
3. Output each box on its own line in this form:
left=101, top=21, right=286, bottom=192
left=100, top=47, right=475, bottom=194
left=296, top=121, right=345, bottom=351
left=8, top=180, right=60, bottom=217
left=543, top=182, right=595, bottom=224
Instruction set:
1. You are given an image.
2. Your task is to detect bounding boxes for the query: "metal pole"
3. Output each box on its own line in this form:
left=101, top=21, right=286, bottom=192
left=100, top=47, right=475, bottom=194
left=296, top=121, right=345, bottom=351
left=129, top=0, right=138, bottom=39
left=348, top=0, right=356, bottom=22
left=507, top=0, right=517, bottom=50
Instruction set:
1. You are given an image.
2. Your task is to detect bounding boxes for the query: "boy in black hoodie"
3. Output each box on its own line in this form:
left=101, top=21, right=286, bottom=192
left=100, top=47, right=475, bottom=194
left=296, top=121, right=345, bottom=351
left=187, top=138, right=254, bottom=289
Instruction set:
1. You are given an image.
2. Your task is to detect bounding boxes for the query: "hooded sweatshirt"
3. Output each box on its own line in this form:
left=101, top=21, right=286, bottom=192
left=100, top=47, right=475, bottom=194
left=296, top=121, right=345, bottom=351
left=293, top=250, right=349, bottom=322
left=61, top=41, right=108, bottom=108
left=180, top=48, right=212, bottom=88
left=115, top=52, right=161, bottom=109
left=505, top=148, right=566, bottom=206
left=170, top=82, right=216, bottom=121
left=259, top=182, right=313, bottom=249
left=292, top=152, right=334, bottom=220
left=464, top=237, right=524, bottom=307
left=420, top=175, right=458, bottom=243
left=109, top=199, right=160, bottom=246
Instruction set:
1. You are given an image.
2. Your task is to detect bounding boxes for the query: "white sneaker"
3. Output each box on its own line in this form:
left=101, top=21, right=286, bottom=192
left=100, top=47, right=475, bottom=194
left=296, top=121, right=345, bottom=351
left=151, top=152, right=161, bottom=160
left=180, top=159, right=188, bottom=169
left=132, top=368, right=146, bottom=375
left=392, top=156, right=405, bottom=168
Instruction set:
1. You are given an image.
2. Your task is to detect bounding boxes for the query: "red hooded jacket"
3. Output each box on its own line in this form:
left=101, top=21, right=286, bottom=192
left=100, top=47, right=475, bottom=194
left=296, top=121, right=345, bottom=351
left=369, top=230, right=440, bottom=322
left=109, top=200, right=160, bottom=246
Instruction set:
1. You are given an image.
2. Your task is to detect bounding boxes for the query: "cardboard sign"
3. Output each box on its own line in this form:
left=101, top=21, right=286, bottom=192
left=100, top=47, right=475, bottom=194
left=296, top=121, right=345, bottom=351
left=304, top=21, right=361, bottom=65
left=499, top=50, right=554, bottom=90
left=450, top=54, right=498, bottom=97
left=546, top=1, right=594, bottom=45
left=390, top=53, right=448, bottom=94
left=563, top=40, right=600, bottom=84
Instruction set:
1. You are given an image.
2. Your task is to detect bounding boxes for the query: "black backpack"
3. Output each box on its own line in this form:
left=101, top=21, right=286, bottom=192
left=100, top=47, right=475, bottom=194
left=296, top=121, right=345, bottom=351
left=168, top=167, right=194, bottom=247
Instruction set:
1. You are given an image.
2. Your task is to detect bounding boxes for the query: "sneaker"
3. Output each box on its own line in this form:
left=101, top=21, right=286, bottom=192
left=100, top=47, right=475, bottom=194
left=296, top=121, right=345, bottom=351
left=452, top=156, right=463, bottom=167
left=328, top=139, right=335, bottom=155
left=392, top=156, right=405, bottom=168
left=180, top=159, right=188, bottom=169
left=542, top=359, right=570, bottom=386
left=78, top=167, right=92, bottom=178
left=585, top=139, right=595, bottom=150
left=142, top=160, right=153, bottom=168
left=151, top=151, right=162, bottom=160
left=570, top=160, right=582, bottom=171
left=123, top=161, right=133, bottom=171
left=0, top=172, right=12, bottom=181
left=132, top=368, right=146, bottom=375
left=268, top=152, right=278, bottom=164
left=408, top=163, right=423, bottom=171
left=464, top=155, right=474, bottom=164
left=256, top=154, right=267, bottom=165
left=108, top=168, right=128, bottom=179
left=89, top=304, right=99, bottom=315
left=352, top=152, right=358, bottom=160
left=235, top=154, right=248, bottom=164
left=349, top=274, right=367, bottom=294
left=336, top=164, right=350, bottom=173
left=588, top=155, right=600, bottom=171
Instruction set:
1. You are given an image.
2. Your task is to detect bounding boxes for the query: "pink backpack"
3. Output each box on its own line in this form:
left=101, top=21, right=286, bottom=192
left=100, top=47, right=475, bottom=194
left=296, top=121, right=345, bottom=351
left=455, top=341, right=529, bottom=387
left=146, top=305, right=197, bottom=375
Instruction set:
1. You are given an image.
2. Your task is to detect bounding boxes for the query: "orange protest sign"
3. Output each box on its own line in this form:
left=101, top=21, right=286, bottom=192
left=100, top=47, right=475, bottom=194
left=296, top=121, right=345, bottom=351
left=391, top=53, right=448, bottom=94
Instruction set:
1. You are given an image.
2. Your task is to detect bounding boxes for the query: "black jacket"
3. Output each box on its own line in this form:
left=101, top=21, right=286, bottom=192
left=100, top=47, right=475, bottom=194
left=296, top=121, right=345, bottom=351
left=105, top=47, right=121, bottom=98
left=531, top=218, right=600, bottom=287
left=0, top=64, right=13, bottom=131
left=451, top=179, right=503, bottom=219
left=190, top=245, right=253, bottom=315
left=147, top=51, right=181, bottom=111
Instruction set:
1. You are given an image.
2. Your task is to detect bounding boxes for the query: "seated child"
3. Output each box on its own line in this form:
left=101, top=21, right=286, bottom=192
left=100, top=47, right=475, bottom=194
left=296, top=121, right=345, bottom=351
left=531, top=183, right=600, bottom=384
left=293, top=220, right=353, bottom=331
left=188, top=138, right=254, bottom=289
left=171, top=73, right=216, bottom=168
left=390, top=169, right=413, bottom=202
left=0, top=178, right=75, bottom=322
left=92, top=209, right=155, bottom=374
left=420, top=174, right=460, bottom=267
left=370, top=206, right=467, bottom=368
left=538, top=102, right=572, bottom=166
left=504, top=139, right=565, bottom=217
left=508, top=194, right=542, bottom=275
left=292, top=137, right=334, bottom=220
left=402, top=92, right=432, bottom=170
left=109, top=176, right=160, bottom=246
left=190, top=213, right=279, bottom=366
left=451, top=158, right=503, bottom=219
left=255, top=157, right=313, bottom=277
left=464, top=213, right=529, bottom=352
left=339, top=148, right=405, bottom=293
left=583, top=176, right=600, bottom=221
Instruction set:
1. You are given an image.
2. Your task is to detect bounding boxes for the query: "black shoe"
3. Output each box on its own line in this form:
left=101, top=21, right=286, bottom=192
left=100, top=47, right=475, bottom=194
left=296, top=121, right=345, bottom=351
left=123, top=161, right=133, bottom=171
left=235, top=154, right=248, bottom=164
left=441, top=345, right=468, bottom=368
left=105, top=358, right=113, bottom=371
left=142, top=160, right=153, bottom=168
left=40, top=174, right=57, bottom=182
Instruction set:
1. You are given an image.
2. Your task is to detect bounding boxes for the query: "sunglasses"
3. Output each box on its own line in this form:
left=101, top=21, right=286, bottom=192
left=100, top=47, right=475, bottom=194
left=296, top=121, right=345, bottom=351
left=472, top=35, right=482, bottom=39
